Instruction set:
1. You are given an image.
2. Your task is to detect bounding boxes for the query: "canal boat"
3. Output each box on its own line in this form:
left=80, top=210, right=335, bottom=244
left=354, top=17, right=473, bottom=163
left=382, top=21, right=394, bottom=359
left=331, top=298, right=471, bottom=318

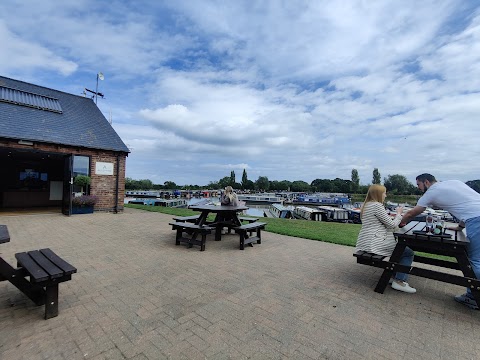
left=317, top=206, right=350, bottom=222
left=128, top=198, right=187, bottom=208
left=293, top=206, right=324, bottom=221
left=264, top=203, right=295, bottom=218
left=237, top=193, right=283, bottom=204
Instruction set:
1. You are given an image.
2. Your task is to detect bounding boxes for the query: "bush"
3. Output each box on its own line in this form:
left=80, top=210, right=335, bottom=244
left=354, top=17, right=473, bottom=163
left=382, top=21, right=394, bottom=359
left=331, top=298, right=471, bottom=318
left=74, top=175, right=91, bottom=188
left=72, top=195, right=98, bottom=206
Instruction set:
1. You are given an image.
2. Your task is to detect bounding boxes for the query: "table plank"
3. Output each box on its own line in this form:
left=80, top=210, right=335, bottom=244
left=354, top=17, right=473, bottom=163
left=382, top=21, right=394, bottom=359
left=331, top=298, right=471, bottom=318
left=0, top=225, right=10, bottom=244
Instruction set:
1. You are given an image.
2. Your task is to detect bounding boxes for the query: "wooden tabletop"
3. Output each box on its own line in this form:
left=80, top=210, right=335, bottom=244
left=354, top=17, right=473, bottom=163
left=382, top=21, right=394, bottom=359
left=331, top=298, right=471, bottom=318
left=394, top=221, right=466, bottom=244
left=0, top=225, right=10, bottom=244
left=188, top=204, right=249, bottom=212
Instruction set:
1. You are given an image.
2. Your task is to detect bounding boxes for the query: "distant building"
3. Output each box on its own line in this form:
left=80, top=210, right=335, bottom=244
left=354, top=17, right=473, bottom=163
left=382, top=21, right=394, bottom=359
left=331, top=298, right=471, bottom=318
left=0, top=76, right=130, bottom=214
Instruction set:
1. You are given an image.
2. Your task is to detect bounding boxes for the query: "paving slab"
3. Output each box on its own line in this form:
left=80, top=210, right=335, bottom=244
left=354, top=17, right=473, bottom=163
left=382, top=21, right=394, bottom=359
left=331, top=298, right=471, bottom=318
left=0, top=208, right=479, bottom=360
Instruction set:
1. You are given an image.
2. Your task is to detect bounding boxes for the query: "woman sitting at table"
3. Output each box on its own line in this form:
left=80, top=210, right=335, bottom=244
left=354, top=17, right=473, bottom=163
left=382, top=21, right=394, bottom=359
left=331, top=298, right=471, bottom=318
left=356, top=185, right=416, bottom=293
left=220, top=186, right=238, bottom=206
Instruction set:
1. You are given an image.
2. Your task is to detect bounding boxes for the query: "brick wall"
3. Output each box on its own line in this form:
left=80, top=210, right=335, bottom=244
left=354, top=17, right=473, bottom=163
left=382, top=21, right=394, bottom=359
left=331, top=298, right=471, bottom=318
left=0, top=139, right=127, bottom=213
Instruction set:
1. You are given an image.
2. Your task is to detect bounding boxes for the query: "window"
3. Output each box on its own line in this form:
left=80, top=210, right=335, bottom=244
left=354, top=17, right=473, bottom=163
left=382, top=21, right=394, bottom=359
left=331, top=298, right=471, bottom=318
left=73, top=156, right=90, bottom=177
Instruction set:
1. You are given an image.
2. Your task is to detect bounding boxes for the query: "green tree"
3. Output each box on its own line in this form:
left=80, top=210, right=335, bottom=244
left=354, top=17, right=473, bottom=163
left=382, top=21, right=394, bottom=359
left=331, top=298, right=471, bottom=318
left=331, top=178, right=352, bottom=193
left=290, top=180, right=311, bottom=192
left=311, top=179, right=333, bottom=192
left=218, top=176, right=232, bottom=188
left=207, top=181, right=220, bottom=189
left=351, top=169, right=360, bottom=192
left=230, top=170, right=235, bottom=185
left=163, top=181, right=176, bottom=189
left=255, top=176, right=270, bottom=191
left=241, top=169, right=248, bottom=189
left=278, top=180, right=292, bottom=191
left=244, top=180, right=255, bottom=190
left=372, top=168, right=381, bottom=184
left=384, top=174, right=414, bottom=195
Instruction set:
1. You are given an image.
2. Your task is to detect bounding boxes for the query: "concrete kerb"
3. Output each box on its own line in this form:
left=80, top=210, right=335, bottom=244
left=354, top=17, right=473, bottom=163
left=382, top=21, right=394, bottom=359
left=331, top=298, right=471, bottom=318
left=0, top=208, right=479, bottom=359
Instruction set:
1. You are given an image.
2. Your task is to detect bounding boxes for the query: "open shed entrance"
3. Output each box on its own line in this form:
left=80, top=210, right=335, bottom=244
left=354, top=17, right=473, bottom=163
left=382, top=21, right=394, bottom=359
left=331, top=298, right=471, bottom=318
left=0, top=147, right=68, bottom=214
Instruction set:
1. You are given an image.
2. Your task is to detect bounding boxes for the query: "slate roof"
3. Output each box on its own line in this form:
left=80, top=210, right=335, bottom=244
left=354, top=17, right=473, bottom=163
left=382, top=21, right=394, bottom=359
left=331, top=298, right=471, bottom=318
left=0, top=76, right=130, bottom=153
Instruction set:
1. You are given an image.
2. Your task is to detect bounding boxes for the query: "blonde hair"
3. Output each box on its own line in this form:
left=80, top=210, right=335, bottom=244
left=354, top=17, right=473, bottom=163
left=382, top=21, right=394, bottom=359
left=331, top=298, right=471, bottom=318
left=360, top=184, right=386, bottom=218
left=224, top=186, right=236, bottom=201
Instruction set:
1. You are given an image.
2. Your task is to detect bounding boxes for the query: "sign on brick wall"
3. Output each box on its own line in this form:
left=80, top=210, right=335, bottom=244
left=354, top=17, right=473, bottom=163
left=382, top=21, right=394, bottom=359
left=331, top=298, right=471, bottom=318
left=95, top=162, right=114, bottom=175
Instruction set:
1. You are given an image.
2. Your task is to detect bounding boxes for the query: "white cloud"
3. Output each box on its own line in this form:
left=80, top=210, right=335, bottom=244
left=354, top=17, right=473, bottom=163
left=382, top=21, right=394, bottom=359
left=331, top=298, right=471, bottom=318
left=1, top=0, right=479, bottom=185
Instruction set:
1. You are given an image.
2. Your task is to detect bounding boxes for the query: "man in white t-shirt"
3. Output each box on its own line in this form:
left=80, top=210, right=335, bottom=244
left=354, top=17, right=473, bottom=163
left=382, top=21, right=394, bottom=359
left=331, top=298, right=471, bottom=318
left=401, top=173, right=480, bottom=310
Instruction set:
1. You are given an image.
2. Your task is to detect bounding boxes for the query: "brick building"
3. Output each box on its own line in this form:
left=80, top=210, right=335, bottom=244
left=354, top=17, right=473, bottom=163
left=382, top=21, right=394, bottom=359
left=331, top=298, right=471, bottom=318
left=0, top=76, right=130, bottom=214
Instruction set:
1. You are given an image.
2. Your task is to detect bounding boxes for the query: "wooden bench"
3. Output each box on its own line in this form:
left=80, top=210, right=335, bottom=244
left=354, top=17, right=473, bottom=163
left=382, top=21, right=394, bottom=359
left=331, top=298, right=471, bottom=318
left=233, top=222, right=266, bottom=250
left=238, top=216, right=259, bottom=223
left=12, top=248, right=77, bottom=319
left=169, top=222, right=213, bottom=251
left=225, top=216, right=259, bottom=234
left=172, top=215, right=201, bottom=223
left=353, top=250, right=390, bottom=270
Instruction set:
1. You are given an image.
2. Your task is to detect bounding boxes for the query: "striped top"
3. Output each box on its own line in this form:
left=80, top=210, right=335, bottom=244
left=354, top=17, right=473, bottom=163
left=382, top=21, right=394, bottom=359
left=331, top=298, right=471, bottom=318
left=355, top=202, right=403, bottom=256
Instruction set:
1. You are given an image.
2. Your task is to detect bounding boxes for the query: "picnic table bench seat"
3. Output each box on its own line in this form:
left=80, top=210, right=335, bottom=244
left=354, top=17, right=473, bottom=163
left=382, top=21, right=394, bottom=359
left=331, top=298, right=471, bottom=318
left=233, top=222, right=266, bottom=250
left=169, top=221, right=213, bottom=251
left=238, top=216, right=259, bottom=223
left=8, top=248, right=76, bottom=319
left=353, top=250, right=389, bottom=269
left=172, top=215, right=201, bottom=223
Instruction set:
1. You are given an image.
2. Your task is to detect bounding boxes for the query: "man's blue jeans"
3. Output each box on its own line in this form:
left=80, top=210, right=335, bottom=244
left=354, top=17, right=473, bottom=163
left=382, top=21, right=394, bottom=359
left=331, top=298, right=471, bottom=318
left=465, top=216, right=480, bottom=297
left=394, top=246, right=414, bottom=282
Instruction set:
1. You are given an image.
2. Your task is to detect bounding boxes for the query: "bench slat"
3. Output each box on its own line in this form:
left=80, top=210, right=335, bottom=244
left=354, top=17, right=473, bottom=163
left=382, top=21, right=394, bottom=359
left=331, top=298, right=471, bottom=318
left=235, top=222, right=266, bottom=231
left=40, top=248, right=77, bottom=275
left=15, top=252, right=50, bottom=282
left=172, top=215, right=200, bottom=222
left=353, top=251, right=386, bottom=261
left=28, top=250, right=64, bottom=279
left=238, top=217, right=259, bottom=223
left=169, top=222, right=212, bottom=231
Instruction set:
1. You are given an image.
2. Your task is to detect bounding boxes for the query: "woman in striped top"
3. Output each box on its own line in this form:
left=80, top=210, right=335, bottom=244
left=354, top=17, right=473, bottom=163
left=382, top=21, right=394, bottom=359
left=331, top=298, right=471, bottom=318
left=356, top=185, right=416, bottom=293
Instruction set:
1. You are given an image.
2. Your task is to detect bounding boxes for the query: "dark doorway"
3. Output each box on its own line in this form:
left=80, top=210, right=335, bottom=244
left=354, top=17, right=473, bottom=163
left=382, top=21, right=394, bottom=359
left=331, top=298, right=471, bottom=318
left=0, top=147, right=66, bottom=212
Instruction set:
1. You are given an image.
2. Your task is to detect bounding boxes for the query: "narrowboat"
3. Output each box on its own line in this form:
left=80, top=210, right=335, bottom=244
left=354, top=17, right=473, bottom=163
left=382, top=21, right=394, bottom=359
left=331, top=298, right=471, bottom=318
left=264, top=203, right=295, bottom=218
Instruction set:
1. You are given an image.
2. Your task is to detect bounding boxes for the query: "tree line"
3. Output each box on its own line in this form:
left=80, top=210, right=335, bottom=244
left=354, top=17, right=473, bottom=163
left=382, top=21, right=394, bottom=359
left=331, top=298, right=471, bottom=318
left=125, top=168, right=480, bottom=195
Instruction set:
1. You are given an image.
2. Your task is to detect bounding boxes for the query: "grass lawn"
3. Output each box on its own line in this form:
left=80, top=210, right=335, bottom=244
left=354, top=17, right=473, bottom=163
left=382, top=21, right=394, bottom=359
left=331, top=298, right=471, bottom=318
left=125, top=203, right=455, bottom=261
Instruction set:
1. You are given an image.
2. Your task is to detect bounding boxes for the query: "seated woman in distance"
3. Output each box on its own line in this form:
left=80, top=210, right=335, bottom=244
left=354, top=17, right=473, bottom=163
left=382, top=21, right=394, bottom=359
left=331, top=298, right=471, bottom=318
left=220, top=186, right=238, bottom=206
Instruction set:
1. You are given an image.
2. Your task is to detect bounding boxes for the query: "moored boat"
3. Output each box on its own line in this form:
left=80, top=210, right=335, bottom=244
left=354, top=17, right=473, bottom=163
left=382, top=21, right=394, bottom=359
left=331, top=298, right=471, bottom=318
left=264, top=203, right=295, bottom=218
left=293, top=206, right=324, bottom=221
left=237, top=193, right=283, bottom=204
left=128, top=198, right=187, bottom=208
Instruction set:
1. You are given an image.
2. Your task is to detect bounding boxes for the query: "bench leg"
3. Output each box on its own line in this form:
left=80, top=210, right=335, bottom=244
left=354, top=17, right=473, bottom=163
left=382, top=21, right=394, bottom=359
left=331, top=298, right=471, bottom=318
left=200, top=233, right=207, bottom=251
left=175, top=229, right=182, bottom=245
left=45, top=284, right=59, bottom=319
left=239, top=232, right=245, bottom=250
left=256, top=229, right=262, bottom=244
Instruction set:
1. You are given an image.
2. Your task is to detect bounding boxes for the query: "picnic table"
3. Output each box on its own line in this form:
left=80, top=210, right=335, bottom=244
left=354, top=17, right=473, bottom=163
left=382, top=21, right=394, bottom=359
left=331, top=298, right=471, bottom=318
left=188, top=204, right=249, bottom=241
left=372, top=221, right=480, bottom=305
left=0, top=224, right=76, bottom=319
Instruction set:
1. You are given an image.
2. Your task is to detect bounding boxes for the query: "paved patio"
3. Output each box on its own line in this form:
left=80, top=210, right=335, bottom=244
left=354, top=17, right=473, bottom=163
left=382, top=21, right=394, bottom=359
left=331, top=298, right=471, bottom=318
left=0, top=208, right=479, bottom=360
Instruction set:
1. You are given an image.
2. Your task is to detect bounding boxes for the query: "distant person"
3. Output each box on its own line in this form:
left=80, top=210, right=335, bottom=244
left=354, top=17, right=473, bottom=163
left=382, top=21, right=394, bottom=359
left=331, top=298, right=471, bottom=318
left=401, top=173, right=480, bottom=309
left=356, top=185, right=416, bottom=293
left=220, top=186, right=238, bottom=206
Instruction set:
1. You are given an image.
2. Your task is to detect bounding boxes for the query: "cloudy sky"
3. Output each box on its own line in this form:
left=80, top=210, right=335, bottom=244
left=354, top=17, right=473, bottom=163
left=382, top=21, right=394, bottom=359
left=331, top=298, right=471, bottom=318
left=1, top=0, right=479, bottom=186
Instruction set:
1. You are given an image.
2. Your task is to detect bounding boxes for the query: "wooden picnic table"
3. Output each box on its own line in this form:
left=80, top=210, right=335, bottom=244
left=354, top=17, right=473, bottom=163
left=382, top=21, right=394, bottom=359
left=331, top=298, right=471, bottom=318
left=0, top=224, right=77, bottom=319
left=374, top=221, right=480, bottom=305
left=188, top=204, right=249, bottom=241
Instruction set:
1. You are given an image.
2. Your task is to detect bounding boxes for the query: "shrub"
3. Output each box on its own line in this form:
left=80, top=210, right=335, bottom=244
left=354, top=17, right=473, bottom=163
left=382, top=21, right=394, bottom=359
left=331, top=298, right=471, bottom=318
left=72, top=195, right=98, bottom=207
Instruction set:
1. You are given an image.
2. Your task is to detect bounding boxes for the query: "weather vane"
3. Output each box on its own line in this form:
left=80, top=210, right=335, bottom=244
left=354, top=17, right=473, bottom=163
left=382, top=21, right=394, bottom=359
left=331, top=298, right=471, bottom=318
left=84, top=72, right=105, bottom=104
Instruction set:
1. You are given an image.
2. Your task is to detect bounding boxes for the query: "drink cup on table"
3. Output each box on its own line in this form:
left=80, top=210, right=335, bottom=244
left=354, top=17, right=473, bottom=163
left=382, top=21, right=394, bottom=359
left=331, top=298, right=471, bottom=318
left=426, top=213, right=434, bottom=234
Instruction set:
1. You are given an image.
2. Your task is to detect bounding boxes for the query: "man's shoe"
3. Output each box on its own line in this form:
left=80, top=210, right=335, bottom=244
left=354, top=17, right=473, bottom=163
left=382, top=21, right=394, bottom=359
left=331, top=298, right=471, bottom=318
left=454, top=293, right=479, bottom=310
left=391, top=280, right=416, bottom=294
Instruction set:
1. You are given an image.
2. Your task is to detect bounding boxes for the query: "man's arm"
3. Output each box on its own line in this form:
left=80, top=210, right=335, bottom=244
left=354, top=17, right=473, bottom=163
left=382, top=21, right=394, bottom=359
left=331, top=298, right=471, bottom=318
left=400, top=205, right=426, bottom=226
